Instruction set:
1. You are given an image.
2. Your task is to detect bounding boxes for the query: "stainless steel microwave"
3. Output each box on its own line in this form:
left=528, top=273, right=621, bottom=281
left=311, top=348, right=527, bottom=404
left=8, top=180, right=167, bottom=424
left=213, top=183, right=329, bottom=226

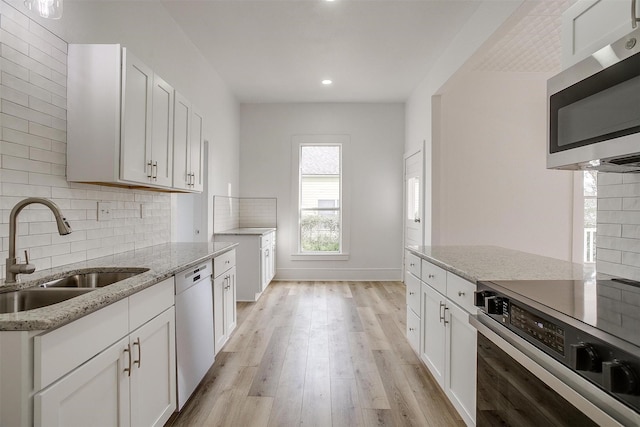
left=547, top=27, right=640, bottom=172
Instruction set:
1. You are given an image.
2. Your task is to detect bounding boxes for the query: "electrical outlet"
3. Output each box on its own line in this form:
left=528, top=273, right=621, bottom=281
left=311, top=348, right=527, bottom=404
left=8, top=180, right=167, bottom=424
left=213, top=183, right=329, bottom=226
left=97, top=202, right=112, bottom=221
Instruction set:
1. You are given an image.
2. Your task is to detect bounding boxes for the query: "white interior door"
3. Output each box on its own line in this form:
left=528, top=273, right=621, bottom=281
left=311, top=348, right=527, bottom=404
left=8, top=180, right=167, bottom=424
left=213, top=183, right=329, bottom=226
left=405, top=150, right=423, bottom=248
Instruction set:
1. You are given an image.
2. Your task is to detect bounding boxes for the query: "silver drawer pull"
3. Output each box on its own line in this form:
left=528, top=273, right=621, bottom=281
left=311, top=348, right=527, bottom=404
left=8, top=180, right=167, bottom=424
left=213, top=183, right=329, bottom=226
left=133, top=337, right=141, bottom=368
left=123, top=344, right=132, bottom=376
left=409, top=291, right=415, bottom=295
left=428, top=274, right=435, bottom=279
left=458, top=291, right=465, bottom=297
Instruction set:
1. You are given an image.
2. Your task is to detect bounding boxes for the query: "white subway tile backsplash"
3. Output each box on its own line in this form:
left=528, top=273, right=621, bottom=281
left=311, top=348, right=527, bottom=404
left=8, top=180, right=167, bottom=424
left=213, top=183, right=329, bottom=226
left=1, top=57, right=30, bottom=80
left=598, top=172, right=640, bottom=280
left=0, top=2, right=172, bottom=280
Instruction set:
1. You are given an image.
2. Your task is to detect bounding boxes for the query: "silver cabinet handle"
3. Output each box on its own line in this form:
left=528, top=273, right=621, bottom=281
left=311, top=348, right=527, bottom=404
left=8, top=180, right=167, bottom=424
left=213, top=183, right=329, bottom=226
left=414, top=218, right=421, bottom=223
left=439, top=301, right=445, bottom=322
left=152, top=161, right=158, bottom=180
left=409, top=327, right=415, bottom=332
left=458, top=291, right=465, bottom=297
left=428, top=274, right=435, bottom=279
left=147, top=161, right=153, bottom=179
left=409, top=291, right=415, bottom=295
left=443, top=306, right=450, bottom=325
left=409, top=262, right=415, bottom=267
left=124, top=344, right=132, bottom=376
left=133, top=337, right=141, bottom=368
left=633, top=0, right=639, bottom=28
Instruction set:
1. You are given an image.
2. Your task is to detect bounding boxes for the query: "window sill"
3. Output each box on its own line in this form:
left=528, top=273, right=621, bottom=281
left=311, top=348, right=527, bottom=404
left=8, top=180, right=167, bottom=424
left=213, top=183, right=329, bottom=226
left=291, top=253, right=350, bottom=261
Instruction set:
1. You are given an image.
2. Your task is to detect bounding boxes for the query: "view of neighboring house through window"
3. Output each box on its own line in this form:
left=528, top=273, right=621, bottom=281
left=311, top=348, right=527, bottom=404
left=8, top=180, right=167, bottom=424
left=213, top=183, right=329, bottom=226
left=299, top=145, right=341, bottom=252
left=584, top=171, right=597, bottom=263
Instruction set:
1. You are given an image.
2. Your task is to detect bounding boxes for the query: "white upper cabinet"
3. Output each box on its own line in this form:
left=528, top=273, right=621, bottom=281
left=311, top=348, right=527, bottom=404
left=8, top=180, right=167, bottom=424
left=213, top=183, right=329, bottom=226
left=68, top=44, right=200, bottom=192
left=562, top=0, right=638, bottom=68
left=172, top=92, right=204, bottom=192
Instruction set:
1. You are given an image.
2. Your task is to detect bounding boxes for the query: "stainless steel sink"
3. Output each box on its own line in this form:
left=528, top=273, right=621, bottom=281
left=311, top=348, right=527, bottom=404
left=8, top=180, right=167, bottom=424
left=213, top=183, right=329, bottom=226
left=38, top=268, right=149, bottom=289
left=0, top=288, right=94, bottom=314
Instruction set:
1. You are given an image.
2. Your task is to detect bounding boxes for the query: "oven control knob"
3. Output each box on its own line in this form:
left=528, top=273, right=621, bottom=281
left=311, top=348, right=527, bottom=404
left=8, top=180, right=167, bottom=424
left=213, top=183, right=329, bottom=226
left=485, top=296, right=503, bottom=315
left=603, top=361, right=639, bottom=395
left=474, top=291, right=493, bottom=307
left=570, top=343, right=602, bottom=372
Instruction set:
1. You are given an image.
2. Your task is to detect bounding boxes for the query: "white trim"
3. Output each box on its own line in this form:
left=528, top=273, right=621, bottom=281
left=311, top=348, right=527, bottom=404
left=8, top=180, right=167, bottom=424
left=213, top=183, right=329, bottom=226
left=290, top=134, right=350, bottom=260
left=291, top=253, right=349, bottom=261
left=276, top=267, right=401, bottom=281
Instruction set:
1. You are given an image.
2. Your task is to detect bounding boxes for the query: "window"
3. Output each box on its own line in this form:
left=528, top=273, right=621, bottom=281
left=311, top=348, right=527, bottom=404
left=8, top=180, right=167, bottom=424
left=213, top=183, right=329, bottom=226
left=584, top=171, right=597, bottom=263
left=291, top=135, right=349, bottom=259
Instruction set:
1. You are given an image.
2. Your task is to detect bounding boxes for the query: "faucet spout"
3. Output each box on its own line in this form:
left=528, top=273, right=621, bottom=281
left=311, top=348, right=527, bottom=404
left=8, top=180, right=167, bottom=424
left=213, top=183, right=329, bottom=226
left=5, top=197, right=72, bottom=283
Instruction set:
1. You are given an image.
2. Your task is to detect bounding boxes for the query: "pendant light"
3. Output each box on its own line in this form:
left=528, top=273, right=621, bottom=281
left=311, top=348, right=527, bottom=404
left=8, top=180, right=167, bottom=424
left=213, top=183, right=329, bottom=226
left=24, top=0, right=63, bottom=19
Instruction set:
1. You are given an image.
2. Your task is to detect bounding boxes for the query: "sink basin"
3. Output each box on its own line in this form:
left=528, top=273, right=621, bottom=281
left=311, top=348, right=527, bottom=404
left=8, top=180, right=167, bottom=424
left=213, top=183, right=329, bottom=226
left=0, top=288, right=94, bottom=314
left=39, top=268, right=149, bottom=289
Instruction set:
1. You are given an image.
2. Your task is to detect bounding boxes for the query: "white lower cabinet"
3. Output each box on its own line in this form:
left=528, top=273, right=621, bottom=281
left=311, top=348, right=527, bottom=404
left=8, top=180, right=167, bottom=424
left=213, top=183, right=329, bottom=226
left=421, top=282, right=446, bottom=386
left=33, top=278, right=176, bottom=427
left=213, top=250, right=237, bottom=354
left=445, top=298, right=477, bottom=426
left=418, top=261, right=477, bottom=427
left=35, top=336, right=130, bottom=427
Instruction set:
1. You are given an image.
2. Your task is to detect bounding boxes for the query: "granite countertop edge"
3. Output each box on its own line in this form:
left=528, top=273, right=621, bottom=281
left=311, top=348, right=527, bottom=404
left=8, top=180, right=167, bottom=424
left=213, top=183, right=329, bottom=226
left=406, top=245, right=592, bottom=284
left=0, top=242, right=238, bottom=332
left=214, top=227, right=276, bottom=236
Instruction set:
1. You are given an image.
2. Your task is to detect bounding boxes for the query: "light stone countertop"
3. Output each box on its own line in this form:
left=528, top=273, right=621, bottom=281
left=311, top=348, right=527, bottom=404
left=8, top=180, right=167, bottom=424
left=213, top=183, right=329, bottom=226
left=215, top=227, right=276, bottom=236
left=406, top=245, right=595, bottom=283
left=0, top=242, right=237, bottom=331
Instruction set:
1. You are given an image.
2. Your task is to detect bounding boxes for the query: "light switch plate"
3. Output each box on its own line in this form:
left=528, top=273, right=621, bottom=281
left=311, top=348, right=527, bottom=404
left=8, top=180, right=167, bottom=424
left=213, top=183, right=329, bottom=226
left=97, top=202, right=112, bottom=221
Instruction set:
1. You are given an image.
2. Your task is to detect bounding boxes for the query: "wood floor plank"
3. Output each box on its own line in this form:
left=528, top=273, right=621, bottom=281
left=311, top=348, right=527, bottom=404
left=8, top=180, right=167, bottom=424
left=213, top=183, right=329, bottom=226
left=170, top=281, right=466, bottom=427
left=358, top=306, right=392, bottom=350
left=248, top=326, right=291, bottom=397
left=372, top=349, right=431, bottom=427
left=349, top=332, right=391, bottom=410
left=331, top=377, right=365, bottom=427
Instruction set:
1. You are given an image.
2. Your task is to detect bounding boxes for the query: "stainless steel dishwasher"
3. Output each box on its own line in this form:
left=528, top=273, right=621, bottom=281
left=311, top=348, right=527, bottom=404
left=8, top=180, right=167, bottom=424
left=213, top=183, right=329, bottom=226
left=174, top=260, right=214, bottom=410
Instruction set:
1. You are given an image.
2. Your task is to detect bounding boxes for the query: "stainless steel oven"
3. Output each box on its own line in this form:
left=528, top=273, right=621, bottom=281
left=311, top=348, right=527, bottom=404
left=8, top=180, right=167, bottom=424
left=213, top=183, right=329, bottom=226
left=472, top=279, right=640, bottom=426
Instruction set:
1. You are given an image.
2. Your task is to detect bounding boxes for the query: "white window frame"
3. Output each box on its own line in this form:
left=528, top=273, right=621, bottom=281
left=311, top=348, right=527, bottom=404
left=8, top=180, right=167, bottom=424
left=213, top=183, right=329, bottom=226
left=291, top=135, right=350, bottom=261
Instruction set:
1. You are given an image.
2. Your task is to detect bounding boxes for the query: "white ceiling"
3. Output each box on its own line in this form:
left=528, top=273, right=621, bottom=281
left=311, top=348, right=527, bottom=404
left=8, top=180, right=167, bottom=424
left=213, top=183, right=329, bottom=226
left=162, top=0, right=575, bottom=103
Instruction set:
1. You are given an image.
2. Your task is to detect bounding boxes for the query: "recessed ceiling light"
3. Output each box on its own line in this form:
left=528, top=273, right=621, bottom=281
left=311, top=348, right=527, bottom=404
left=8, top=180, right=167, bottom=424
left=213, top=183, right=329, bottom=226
left=322, top=79, right=332, bottom=85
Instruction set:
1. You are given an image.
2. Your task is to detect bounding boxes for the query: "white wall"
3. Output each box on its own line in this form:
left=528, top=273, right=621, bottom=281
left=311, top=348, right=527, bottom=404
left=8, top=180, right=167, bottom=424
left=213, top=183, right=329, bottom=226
left=405, top=0, right=523, bottom=246
left=433, top=71, right=574, bottom=260
left=0, top=0, right=239, bottom=279
left=240, top=103, right=405, bottom=281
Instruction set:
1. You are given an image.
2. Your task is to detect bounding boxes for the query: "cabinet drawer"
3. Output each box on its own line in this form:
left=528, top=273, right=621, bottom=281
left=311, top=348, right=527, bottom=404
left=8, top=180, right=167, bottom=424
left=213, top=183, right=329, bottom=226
left=446, top=272, right=476, bottom=313
left=407, top=307, right=420, bottom=353
left=260, top=231, right=274, bottom=249
left=34, top=299, right=129, bottom=390
left=129, top=277, right=174, bottom=332
left=405, top=251, right=421, bottom=278
left=214, top=249, right=236, bottom=278
left=421, top=260, right=446, bottom=295
left=405, top=272, right=421, bottom=315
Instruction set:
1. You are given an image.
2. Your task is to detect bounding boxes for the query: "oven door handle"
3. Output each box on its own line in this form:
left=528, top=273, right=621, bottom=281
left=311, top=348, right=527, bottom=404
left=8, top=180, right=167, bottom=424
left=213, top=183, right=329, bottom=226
left=470, top=313, right=638, bottom=427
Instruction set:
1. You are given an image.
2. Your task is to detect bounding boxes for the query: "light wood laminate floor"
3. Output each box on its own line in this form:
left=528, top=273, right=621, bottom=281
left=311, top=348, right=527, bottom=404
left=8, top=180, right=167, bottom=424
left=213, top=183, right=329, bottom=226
left=167, top=281, right=465, bottom=427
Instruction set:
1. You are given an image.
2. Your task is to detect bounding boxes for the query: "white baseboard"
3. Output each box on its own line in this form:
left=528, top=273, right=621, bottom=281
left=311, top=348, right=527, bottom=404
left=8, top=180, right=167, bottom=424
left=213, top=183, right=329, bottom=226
left=274, top=268, right=401, bottom=281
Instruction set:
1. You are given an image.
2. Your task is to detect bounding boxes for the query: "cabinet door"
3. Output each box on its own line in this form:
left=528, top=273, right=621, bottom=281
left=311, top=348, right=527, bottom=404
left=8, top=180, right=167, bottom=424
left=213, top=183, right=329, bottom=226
left=121, top=49, right=153, bottom=184
left=562, top=0, right=635, bottom=68
left=225, top=266, right=237, bottom=336
left=213, top=274, right=227, bottom=354
left=260, top=246, right=269, bottom=292
left=421, top=282, right=445, bottom=387
left=129, top=307, right=177, bottom=427
left=190, top=109, right=204, bottom=192
left=150, top=75, right=174, bottom=187
left=172, top=92, right=191, bottom=190
left=407, top=306, right=420, bottom=353
left=34, top=337, right=130, bottom=427
left=445, top=301, right=477, bottom=427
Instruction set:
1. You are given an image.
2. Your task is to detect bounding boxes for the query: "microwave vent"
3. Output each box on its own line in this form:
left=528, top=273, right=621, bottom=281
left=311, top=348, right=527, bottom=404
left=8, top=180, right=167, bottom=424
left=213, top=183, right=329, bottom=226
left=608, top=154, right=640, bottom=166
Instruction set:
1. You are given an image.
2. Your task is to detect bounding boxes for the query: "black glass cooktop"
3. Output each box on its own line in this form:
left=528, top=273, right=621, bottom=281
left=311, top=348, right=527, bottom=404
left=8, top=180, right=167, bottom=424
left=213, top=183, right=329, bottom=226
left=486, top=278, right=640, bottom=349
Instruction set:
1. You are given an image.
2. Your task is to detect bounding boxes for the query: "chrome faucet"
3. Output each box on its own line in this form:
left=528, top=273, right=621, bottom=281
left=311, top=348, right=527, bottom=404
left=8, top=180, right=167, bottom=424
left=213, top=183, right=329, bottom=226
left=5, top=197, right=72, bottom=283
